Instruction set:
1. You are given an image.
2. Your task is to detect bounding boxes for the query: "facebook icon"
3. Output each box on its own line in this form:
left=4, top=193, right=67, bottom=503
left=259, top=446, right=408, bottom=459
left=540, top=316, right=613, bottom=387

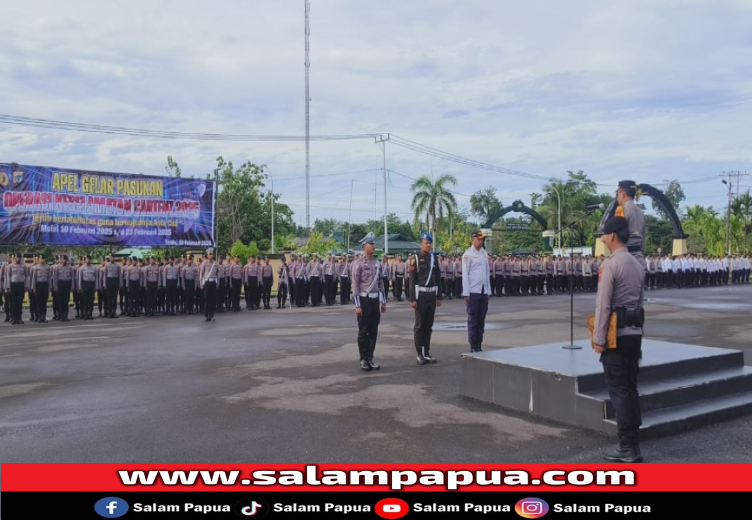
left=94, top=497, right=129, bottom=518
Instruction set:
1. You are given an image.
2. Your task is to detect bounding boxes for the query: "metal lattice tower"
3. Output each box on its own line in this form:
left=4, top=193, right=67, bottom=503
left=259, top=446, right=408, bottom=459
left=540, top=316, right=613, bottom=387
left=304, top=0, right=311, bottom=233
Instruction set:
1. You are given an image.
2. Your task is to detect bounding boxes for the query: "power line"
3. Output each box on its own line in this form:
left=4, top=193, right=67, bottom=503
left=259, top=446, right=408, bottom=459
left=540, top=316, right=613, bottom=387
left=389, top=134, right=550, bottom=182
left=0, top=113, right=378, bottom=142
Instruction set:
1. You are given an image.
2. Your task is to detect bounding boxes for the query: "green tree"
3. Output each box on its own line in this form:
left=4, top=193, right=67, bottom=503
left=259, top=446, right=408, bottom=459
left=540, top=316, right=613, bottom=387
left=229, top=240, right=252, bottom=265
left=365, top=214, right=415, bottom=240
left=299, top=232, right=331, bottom=256
left=165, top=156, right=182, bottom=178
left=258, top=239, right=272, bottom=253
left=313, top=218, right=346, bottom=236
left=210, top=157, right=295, bottom=252
left=346, top=223, right=368, bottom=251
left=652, top=180, right=685, bottom=220
left=469, top=186, right=502, bottom=223
left=411, top=173, right=458, bottom=233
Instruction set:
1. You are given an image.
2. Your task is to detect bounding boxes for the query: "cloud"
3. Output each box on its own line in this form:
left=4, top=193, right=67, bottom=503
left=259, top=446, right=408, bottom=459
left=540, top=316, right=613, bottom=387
left=0, top=0, right=750, bottom=226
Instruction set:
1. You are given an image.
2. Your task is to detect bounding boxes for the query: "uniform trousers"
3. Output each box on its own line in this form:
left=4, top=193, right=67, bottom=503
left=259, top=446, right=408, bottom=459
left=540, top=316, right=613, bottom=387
left=295, top=278, right=306, bottom=307
left=466, top=291, right=489, bottom=347
left=393, top=277, right=403, bottom=300
left=262, top=277, right=273, bottom=307
left=81, top=281, right=96, bottom=318
left=57, top=280, right=71, bottom=320
left=600, top=335, right=642, bottom=431
left=340, top=277, right=350, bottom=304
left=413, top=291, right=437, bottom=354
left=166, top=279, right=178, bottom=314
left=324, top=274, right=334, bottom=304
left=147, top=281, right=159, bottom=316
left=106, top=278, right=119, bottom=317
left=546, top=273, right=554, bottom=294
left=310, top=276, right=322, bottom=306
left=203, top=280, right=217, bottom=318
left=231, top=278, right=242, bottom=310
left=29, top=289, right=36, bottom=319
left=185, top=280, right=196, bottom=313
left=277, top=282, right=288, bottom=307
left=35, top=281, right=49, bottom=320
left=10, top=281, right=25, bottom=323
left=357, top=296, right=381, bottom=361
left=127, top=281, right=140, bottom=316
left=246, top=276, right=258, bottom=309
left=217, top=279, right=226, bottom=311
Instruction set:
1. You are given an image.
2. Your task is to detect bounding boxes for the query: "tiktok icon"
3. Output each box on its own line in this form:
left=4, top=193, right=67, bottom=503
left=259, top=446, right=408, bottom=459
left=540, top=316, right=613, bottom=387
left=234, top=498, right=269, bottom=518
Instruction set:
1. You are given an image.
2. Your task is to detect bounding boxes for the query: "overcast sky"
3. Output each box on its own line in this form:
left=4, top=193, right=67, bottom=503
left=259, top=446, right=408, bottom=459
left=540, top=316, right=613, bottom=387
left=1, top=0, right=751, bottom=229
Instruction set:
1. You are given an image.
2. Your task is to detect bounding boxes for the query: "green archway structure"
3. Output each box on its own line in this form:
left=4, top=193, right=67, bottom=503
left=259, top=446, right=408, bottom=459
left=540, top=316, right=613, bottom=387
left=483, top=200, right=548, bottom=229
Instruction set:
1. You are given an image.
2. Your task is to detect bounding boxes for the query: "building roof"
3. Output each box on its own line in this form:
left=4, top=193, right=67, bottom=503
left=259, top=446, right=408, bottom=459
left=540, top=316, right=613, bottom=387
left=360, top=233, right=421, bottom=251
left=113, top=247, right=153, bottom=258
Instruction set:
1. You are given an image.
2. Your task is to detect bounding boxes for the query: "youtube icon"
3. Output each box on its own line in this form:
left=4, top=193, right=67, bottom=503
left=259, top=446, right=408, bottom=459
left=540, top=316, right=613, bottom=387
left=375, top=498, right=410, bottom=519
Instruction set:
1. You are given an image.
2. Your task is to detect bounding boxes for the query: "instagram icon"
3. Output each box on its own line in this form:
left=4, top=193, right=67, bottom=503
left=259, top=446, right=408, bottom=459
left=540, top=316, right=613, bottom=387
left=515, top=498, right=550, bottom=518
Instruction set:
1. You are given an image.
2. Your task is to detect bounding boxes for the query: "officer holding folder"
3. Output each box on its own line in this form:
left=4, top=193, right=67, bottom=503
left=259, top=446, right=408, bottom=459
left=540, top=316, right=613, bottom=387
left=592, top=216, right=645, bottom=463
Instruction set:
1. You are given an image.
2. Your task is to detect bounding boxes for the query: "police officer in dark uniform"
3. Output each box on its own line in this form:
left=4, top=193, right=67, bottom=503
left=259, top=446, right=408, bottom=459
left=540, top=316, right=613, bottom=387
left=593, top=216, right=645, bottom=463
left=408, top=232, right=442, bottom=365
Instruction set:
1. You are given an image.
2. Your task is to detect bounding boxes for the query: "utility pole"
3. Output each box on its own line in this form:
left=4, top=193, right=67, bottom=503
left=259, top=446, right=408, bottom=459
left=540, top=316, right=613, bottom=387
left=375, top=134, right=390, bottom=254
left=304, top=0, right=311, bottom=235
left=721, top=171, right=750, bottom=255
left=263, top=164, right=274, bottom=253
left=347, top=179, right=353, bottom=252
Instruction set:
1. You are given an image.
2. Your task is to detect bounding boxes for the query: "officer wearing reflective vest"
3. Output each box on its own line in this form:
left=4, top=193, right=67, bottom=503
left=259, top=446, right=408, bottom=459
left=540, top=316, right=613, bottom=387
left=593, top=215, right=645, bottom=463
left=352, top=233, right=386, bottom=371
left=408, top=232, right=442, bottom=365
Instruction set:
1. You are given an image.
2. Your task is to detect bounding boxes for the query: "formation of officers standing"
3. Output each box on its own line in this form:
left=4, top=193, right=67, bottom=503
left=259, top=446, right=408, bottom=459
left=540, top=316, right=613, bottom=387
left=2, top=246, right=749, bottom=326
left=0, top=252, right=282, bottom=324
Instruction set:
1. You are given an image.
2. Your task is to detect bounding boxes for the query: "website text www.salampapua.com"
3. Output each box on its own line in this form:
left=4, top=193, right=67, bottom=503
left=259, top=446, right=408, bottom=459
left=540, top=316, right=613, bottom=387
left=118, top=467, right=635, bottom=490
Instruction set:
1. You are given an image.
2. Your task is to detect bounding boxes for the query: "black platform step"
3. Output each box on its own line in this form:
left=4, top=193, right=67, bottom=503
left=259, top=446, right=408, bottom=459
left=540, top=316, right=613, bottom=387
left=580, top=366, right=752, bottom=416
left=577, top=349, right=744, bottom=392
left=604, top=390, right=752, bottom=437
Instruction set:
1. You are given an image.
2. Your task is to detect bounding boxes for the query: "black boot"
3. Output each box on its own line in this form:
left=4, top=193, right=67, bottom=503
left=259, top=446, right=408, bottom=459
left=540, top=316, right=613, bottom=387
left=416, top=346, right=429, bottom=365
left=470, top=343, right=478, bottom=352
left=422, top=347, right=437, bottom=364
left=602, top=430, right=643, bottom=463
left=360, top=359, right=371, bottom=371
left=368, top=359, right=380, bottom=370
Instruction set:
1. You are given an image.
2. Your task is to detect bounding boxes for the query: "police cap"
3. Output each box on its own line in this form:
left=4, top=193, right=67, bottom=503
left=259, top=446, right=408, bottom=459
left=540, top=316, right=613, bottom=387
left=602, top=215, right=629, bottom=235
left=471, top=230, right=484, bottom=239
left=618, top=180, right=637, bottom=197
left=361, top=232, right=375, bottom=246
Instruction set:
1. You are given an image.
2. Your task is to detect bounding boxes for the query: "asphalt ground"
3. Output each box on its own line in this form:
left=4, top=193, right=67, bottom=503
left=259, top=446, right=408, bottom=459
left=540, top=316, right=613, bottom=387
left=1, top=284, right=751, bottom=463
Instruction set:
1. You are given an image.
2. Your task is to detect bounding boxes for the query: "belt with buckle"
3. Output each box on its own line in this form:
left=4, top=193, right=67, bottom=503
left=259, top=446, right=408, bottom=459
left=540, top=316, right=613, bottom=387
left=417, top=286, right=437, bottom=293
left=359, top=292, right=379, bottom=298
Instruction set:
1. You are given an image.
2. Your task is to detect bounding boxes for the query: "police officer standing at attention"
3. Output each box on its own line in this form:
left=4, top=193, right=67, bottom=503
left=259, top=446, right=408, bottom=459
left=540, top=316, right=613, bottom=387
left=199, top=251, right=218, bottom=322
left=77, top=255, right=99, bottom=321
left=6, top=254, right=26, bottom=325
left=352, top=232, right=387, bottom=371
left=593, top=216, right=645, bottom=463
left=462, top=230, right=491, bottom=352
left=616, top=180, right=647, bottom=270
left=105, top=254, right=121, bottom=318
left=408, top=231, right=442, bottom=365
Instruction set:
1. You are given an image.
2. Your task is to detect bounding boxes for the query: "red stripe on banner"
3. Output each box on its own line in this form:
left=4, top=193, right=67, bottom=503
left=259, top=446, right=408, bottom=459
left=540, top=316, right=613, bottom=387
left=2, top=464, right=751, bottom=492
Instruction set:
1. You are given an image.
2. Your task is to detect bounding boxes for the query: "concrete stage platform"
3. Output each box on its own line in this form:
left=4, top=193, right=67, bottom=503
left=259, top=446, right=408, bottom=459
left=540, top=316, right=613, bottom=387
left=460, top=340, right=752, bottom=437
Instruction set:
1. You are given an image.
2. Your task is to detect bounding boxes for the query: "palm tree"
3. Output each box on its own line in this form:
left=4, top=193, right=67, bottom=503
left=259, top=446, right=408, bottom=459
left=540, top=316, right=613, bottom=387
left=537, top=178, right=587, bottom=248
left=731, top=191, right=752, bottom=236
left=411, top=173, right=458, bottom=234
